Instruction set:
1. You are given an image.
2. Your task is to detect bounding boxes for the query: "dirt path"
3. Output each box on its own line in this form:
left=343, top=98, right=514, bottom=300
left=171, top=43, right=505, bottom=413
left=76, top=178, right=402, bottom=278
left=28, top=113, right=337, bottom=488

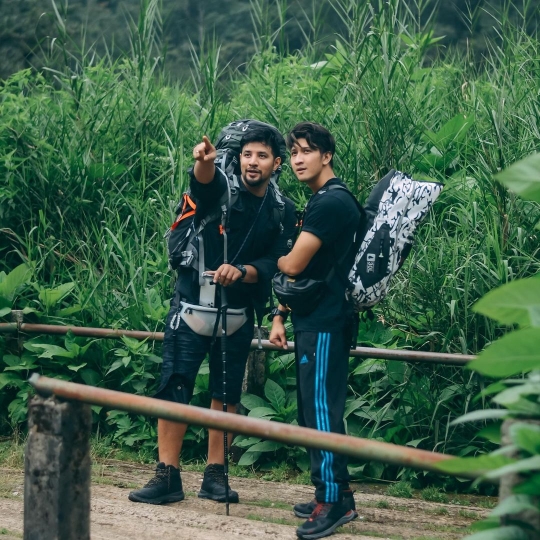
left=0, top=463, right=490, bottom=539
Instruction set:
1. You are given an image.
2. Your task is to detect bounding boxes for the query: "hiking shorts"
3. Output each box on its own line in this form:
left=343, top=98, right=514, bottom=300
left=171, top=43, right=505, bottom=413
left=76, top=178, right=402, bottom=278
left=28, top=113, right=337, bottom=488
left=155, top=306, right=254, bottom=406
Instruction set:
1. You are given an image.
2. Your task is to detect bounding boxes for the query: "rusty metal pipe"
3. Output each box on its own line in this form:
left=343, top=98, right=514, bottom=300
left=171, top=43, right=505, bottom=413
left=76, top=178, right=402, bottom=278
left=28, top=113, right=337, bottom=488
left=28, top=374, right=479, bottom=479
left=0, top=323, right=474, bottom=365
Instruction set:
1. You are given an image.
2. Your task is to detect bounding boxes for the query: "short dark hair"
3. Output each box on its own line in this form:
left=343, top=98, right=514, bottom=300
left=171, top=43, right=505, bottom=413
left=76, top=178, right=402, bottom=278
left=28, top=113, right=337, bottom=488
left=240, top=127, right=282, bottom=161
left=286, top=122, right=335, bottom=167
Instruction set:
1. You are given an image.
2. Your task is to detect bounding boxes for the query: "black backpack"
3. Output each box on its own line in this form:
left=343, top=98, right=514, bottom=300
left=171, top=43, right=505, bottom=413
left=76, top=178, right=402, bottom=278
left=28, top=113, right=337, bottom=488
left=166, top=120, right=287, bottom=271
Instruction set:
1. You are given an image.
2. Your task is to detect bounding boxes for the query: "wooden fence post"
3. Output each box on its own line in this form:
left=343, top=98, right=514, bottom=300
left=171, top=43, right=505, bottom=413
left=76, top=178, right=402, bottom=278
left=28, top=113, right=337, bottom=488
left=499, top=419, right=540, bottom=538
left=24, top=394, right=92, bottom=540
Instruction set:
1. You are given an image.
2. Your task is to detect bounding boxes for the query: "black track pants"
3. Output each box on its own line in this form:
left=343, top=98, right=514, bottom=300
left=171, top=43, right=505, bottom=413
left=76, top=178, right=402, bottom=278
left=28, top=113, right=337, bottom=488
left=295, top=330, right=350, bottom=503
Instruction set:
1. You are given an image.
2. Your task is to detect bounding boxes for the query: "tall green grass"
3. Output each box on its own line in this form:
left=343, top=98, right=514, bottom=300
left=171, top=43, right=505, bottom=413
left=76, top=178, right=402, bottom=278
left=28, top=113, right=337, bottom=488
left=0, top=0, right=539, bottom=482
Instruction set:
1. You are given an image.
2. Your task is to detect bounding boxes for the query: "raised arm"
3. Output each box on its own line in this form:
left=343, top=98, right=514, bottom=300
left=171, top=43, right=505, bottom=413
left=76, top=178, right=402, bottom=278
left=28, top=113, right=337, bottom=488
left=192, top=135, right=217, bottom=184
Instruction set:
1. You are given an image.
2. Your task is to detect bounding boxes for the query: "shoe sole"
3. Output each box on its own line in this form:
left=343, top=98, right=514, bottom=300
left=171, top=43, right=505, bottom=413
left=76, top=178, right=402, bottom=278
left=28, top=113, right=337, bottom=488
left=294, top=509, right=358, bottom=519
left=296, top=510, right=357, bottom=539
left=198, top=490, right=239, bottom=503
left=128, top=491, right=185, bottom=505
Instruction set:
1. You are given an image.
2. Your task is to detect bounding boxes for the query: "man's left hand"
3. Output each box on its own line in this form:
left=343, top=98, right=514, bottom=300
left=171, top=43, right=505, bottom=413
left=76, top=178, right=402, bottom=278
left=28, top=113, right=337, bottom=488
left=209, top=264, right=242, bottom=287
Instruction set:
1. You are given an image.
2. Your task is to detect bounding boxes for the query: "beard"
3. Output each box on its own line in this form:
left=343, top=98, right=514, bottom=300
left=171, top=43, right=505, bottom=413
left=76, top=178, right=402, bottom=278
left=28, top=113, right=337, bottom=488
left=242, top=170, right=270, bottom=188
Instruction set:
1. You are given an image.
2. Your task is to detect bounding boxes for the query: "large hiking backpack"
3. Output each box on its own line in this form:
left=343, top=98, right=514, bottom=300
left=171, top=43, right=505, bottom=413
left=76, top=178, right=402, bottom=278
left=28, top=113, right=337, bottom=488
left=166, top=119, right=287, bottom=271
left=345, top=169, right=443, bottom=310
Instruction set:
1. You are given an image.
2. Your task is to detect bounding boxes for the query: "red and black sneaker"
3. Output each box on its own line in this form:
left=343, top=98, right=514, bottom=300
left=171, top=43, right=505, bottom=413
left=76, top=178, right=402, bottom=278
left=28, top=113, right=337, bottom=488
left=293, top=489, right=357, bottom=519
left=296, top=501, right=356, bottom=539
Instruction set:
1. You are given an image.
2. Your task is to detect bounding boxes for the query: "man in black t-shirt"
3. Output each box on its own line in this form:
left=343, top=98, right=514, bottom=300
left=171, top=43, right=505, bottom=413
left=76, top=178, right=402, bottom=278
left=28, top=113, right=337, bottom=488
left=129, top=126, right=296, bottom=506
left=269, top=122, right=363, bottom=540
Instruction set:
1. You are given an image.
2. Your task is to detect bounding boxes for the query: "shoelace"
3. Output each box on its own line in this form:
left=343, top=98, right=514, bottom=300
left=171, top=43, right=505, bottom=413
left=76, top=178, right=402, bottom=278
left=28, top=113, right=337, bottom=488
left=309, top=503, right=332, bottom=520
left=145, top=467, right=169, bottom=487
left=206, top=467, right=226, bottom=486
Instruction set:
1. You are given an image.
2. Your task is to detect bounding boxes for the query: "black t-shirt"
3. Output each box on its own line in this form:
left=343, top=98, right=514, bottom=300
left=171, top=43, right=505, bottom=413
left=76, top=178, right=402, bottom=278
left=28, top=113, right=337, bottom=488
left=176, top=168, right=297, bottom=310
left=291, top=178, right=363, bottom=332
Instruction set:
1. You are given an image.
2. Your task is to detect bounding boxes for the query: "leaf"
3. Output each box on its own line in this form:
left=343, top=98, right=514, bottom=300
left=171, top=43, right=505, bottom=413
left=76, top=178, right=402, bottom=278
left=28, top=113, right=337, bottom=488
left=473, top=381, right=508, bottom=403
left=477, top=423, right=502, bottom=444
left=238, top=451, right=261, bottom=466
left=106, top=359, right=124, bottom=375
left=38, top=282, right=76, bottom=309
left=0, top=372, right=24, bottom=390
left=473, top=278, right=540, bottom=327
left=29, top=344, right=75, bottom=359
left=353, top=358, right=385, bottom=375
left=247, top=407, right=276, bottom=419
left=248, top=440, right=284, bottom=452
left=509, top=397, right=540, bottom=417
left=344, top=397, right=367, bottom=418
left=0, top=264, right=31, bottom=303
left=406, top=437, right=428, bottom=448
left=80, top=369, right=102, bottom=386
left=240, top=393, right=269, bottom=411
left=463, top=525, right=531, bottom=540
left=3, top=355, right=22, bottom=367
left=357, top=321, right=394, bottom=346
left=0, top=307, right=11, bottom=317
left=436, top=454, right=515, bottom=475
left=468, top=328, right=540, bottom=377
left=67, top=363, right=87, bottom=372
left=485, top=455, right=540, bottom=479
left=490, top=495, right=540, bottom=518
left=513, top=473, right=540, bottom=495
left=232, top=436, right=261, bottom=449
left=424, top=114, right=474, bottom=149
left=451, top=409, right=509, bottom=425
left=494, top=383, right=540, bottom=406
left=264, top=379, right=285, bottom=411
left=56, top=304, right=82, bottom=317
left=496, top=153, right=540, bottom=203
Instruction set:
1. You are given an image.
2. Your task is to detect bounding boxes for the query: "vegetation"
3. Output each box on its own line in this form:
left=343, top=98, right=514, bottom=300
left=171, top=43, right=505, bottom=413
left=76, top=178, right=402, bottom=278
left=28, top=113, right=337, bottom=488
left=2, top=0, right=539, bottom=82
left=436, top=152, right=540, bottom=538
left=0, top=0, right=539, bottom=505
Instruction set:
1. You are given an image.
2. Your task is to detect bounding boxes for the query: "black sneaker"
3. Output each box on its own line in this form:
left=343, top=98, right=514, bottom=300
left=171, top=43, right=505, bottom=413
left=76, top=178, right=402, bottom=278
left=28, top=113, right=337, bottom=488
left=296, top=501, right=356, bottom=539
left=198, top=463, right=239, bottom=503
left=128, top=462, right=185, bottom=505
left=294, top=489, right=357, bottom=519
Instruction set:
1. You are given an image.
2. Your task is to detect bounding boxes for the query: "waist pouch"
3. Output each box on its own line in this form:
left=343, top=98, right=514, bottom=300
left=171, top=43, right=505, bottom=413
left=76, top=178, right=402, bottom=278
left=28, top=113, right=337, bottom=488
left=272, top=272, right=326, bottom=316
left=171, top=302, right=248, bottom=337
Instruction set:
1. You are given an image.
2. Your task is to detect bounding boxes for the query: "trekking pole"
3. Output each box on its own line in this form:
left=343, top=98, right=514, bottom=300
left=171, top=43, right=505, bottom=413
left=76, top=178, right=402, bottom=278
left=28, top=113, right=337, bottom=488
left=220, top=283, right=230, bottom=516
left=220, top=212, right=230, bottom=516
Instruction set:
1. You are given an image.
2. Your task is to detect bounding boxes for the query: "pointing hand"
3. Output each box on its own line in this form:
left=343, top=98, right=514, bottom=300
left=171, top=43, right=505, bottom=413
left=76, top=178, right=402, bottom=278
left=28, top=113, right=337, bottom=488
left=193, top=135, right=217, bottom=162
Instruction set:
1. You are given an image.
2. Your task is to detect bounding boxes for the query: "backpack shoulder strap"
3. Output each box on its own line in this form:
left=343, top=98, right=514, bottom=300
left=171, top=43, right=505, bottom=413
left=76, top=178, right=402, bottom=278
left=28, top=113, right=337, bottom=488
left=326, top=183, right=364, bottom=213
left=316, top=183, right=365, bottom=291
left=268, top=179, right=286, bottom=227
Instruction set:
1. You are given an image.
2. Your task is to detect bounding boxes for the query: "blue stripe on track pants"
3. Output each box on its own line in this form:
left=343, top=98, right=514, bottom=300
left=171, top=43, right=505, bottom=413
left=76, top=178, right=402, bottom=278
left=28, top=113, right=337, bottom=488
left=295, top=330, right=350, bottom=503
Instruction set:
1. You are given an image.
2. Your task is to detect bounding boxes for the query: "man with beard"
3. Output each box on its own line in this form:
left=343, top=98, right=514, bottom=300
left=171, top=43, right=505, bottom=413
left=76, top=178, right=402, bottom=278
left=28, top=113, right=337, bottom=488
left=270, top=122, right=363, bottom=539
left=129, top=125, right=296, bottom=505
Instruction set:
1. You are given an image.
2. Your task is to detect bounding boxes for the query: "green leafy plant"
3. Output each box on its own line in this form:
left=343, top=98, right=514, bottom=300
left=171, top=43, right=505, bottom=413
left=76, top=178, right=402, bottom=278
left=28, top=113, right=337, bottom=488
left=234, top=377, right=308, bottom=469
left=386, top=480, right=414, bottom=498
left=0, top=0, right=539, bottom=476
left=437, top=153, right=540, bottom=538
left=0, top=264, right=32, bottom=317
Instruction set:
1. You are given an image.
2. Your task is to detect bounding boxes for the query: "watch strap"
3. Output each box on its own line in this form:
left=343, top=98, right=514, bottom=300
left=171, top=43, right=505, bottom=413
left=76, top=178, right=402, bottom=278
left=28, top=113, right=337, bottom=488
left=269, top=307, right=289, bottom=322
left=234, top=264, right=247, bottom=280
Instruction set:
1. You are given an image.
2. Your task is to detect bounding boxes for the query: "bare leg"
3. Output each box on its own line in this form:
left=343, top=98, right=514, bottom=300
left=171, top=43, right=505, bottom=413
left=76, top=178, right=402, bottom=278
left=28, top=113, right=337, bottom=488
left=158, top=418, right=188, bottom=468
left=207, top=398, right=236, bottom=464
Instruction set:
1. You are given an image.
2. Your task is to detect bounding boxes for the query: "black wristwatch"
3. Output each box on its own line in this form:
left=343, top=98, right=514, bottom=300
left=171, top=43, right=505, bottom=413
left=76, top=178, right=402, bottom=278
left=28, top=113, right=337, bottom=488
left=234, top=264, right=247, bottom=281
left=268, top=307, right=289, bottom=323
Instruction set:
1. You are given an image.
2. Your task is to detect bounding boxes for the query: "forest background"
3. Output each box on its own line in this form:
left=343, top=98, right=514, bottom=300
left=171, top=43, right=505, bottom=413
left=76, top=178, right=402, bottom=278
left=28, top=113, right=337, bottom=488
left=0, top=0, right=539, bottom=490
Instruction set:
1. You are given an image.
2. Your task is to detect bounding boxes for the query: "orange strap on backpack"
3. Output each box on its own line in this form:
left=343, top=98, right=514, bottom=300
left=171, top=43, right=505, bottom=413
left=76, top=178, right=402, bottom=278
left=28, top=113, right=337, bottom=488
left=171, top=194, right=196, bottom=230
